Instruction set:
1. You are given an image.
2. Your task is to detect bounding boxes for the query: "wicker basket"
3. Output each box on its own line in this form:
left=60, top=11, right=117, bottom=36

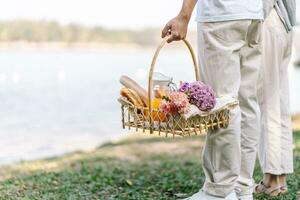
left=119, top=37, right=236, bottom=137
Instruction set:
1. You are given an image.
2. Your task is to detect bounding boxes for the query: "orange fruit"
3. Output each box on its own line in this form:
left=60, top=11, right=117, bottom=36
left=152, top=98, right=161, bottom=109
left=143, top=98, right=167, bottom=122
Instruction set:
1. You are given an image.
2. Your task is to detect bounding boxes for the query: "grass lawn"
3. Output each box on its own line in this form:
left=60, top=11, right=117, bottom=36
left=0, top=132, right=299, bottom=200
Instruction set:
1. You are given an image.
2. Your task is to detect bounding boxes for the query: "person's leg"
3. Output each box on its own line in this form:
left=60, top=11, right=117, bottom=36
left=258, top=8, right=284, bottom=176
left=279, top=29, right=293, bottom=173
left=197, top=20, right=250, bottom=197
left=257, top=8, right=294, bottom=195
left=235, top=20, right=262, bottom=196
left=278, top=20, right=294, bottom=192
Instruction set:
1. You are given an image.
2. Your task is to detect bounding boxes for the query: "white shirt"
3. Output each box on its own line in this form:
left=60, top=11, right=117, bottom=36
left=196, top=0, right=264, bottom=22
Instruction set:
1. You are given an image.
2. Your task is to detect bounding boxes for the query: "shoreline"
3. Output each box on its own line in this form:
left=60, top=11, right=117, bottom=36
left=0, top=41, right=298, bottom=65
left=292, top=113, right=300, bottom=131
left=0, top=41, right=198, bottom=50
left=0, top=41, right=143, bottom=50
left=0, top=129, right=126, bottom=167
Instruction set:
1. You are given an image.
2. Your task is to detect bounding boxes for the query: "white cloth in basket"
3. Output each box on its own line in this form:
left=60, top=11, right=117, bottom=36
left=183, top=95, right=238, bottom=119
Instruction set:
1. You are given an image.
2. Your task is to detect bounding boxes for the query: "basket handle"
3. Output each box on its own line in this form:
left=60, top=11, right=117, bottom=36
left=148, top=37, right=200, bottom=112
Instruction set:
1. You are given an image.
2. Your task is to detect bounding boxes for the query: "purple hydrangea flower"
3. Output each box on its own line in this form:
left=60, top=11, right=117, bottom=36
left=179, top=82, right=190, bottom=93
left=189, top=81, right=216, bottom=111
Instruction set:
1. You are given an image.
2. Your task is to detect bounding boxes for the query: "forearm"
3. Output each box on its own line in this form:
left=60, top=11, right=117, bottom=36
left=178, top=0, right=197, bottom=22
left=161, top=0, right=197, bottom=41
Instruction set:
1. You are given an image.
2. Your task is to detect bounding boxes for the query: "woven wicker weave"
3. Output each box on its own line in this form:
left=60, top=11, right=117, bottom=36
left=119, top=37, right=236, bottom=137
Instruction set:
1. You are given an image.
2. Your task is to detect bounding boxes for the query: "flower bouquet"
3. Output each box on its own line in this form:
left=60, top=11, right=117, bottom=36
left=160, top=81, right=216, bottom=117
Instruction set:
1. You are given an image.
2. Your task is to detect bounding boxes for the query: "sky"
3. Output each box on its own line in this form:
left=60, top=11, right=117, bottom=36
left=0, top=0, right=188, bottom=29
left=0, top=0, right=299, bottom=29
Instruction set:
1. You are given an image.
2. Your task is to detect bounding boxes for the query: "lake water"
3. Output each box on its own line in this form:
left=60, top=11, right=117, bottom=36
left=0, top=46, right=299, bottom=165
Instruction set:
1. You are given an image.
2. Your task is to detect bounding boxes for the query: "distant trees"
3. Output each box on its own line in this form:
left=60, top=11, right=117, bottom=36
left=0, top=20, right=162, bottom=45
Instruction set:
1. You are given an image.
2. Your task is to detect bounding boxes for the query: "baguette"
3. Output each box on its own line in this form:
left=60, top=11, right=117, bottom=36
left=120, top=75, right=148, bottom=107
left=120, top=88, right=144, bottom=108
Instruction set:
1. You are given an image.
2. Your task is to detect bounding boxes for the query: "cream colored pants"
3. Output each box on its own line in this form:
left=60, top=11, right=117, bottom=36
left=257, top=8, right=294, bottom=175
left=197, top=20, right=262, bottom=197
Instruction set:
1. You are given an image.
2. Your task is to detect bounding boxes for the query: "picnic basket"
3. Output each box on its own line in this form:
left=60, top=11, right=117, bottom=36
left=119, top=37, right=237, bottom=137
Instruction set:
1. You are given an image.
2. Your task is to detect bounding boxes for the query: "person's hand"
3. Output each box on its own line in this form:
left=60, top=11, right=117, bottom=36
left=161, top=15, right=189, bottom=43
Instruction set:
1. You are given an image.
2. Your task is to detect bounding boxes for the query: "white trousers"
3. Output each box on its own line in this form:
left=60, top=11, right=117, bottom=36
left=257, top=8, right=294, bottom=175
left=197, top=20, right=262, bottom=197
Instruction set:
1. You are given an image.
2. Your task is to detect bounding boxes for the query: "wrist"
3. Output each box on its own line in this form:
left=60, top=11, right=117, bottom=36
left=178, top=12, right=190, bottom=22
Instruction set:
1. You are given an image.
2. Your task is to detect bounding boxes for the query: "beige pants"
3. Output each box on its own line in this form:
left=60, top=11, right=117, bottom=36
left=197, top=20, right=262, bottom=197
left=257, top=8, right=294, bottom=175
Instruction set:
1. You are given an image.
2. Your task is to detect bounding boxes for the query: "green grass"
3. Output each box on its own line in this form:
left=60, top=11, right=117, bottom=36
left=0, top=133, right=299, bottom=200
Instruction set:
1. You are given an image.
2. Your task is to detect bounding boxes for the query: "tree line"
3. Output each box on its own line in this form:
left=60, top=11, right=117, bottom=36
left=0, top=20, right=161, bottom=46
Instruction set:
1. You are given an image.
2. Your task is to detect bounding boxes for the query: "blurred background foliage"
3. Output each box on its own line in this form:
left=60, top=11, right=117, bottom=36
left=0, top=20, right=162, bottom=45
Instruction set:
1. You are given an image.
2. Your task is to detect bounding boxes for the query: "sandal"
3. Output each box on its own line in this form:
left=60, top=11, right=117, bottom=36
left=255, top=181, right=283, bottom=197
left=280, top=185, right=288, bottom=194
